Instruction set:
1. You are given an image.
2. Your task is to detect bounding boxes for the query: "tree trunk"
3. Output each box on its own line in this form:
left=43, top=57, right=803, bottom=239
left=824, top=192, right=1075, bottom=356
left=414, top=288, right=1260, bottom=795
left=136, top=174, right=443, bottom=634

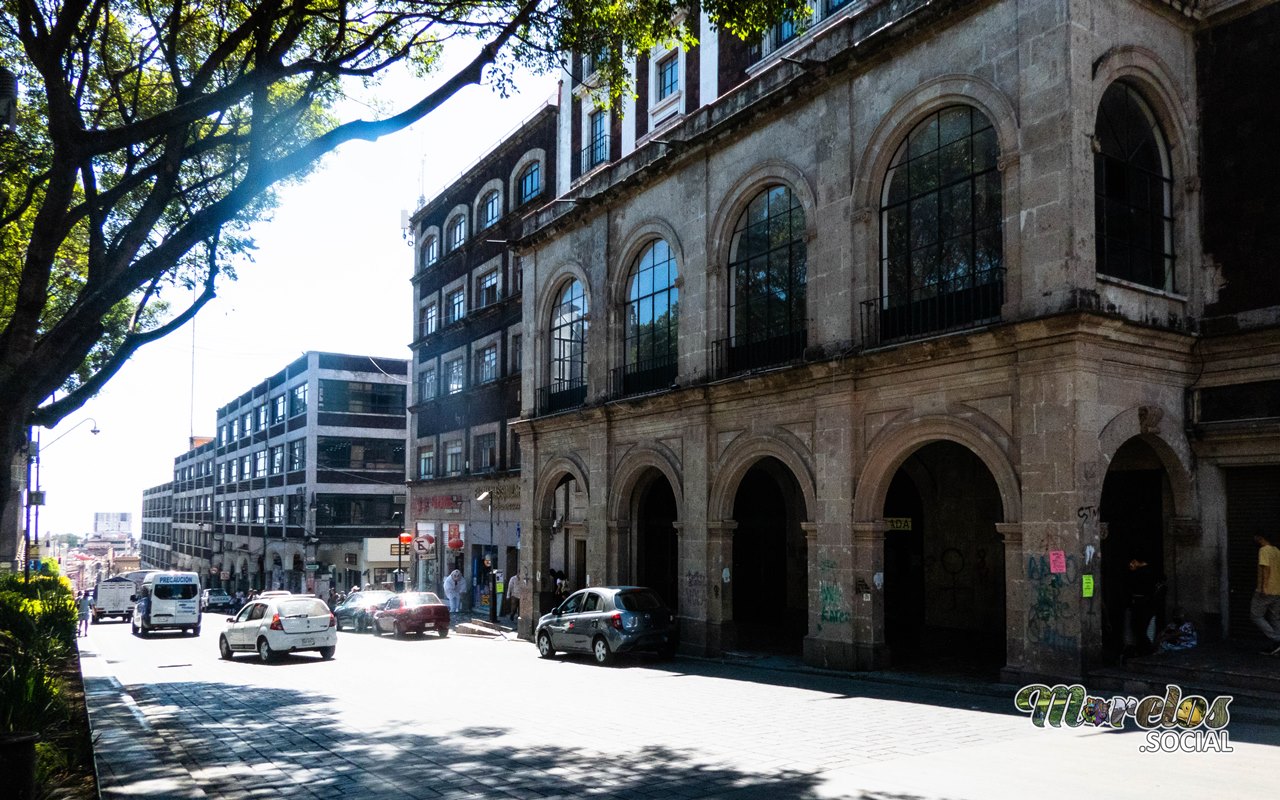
left=0, top=406, right=33, bottom=568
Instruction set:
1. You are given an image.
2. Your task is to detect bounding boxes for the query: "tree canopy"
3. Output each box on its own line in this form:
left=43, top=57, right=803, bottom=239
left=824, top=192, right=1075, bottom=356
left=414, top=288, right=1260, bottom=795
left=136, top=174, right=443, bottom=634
left=0, top=0, right=803, bottom=536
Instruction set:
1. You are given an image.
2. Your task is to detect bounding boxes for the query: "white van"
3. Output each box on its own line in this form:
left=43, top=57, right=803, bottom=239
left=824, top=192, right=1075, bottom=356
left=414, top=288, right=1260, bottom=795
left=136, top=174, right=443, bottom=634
left=132, top=571, right=202, bottom=636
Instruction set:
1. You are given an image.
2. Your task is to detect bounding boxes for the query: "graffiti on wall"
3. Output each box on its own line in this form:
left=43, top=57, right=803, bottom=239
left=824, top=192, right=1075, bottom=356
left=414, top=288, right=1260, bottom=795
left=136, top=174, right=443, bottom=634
left=819, top=581, right=851, bottom=623
left=1026, top=553, right=1079, bottom=651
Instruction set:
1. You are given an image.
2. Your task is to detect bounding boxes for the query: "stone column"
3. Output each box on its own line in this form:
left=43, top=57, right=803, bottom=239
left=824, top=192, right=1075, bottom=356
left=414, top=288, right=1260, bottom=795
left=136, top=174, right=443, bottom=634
left=851, top=521, right=889, bottom=669
left=520, top=518, right=556, bottom=639
left=704, top=521, right=737, bottom=654
left=997, top=522, right=1026, bottom=682
left=606, top=521, right=630, bottom=586
left=804, top=522, right=856, bottom=669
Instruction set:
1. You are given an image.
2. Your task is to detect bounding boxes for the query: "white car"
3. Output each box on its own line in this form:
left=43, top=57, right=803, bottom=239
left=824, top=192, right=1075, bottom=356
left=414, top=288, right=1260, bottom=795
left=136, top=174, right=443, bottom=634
left=218, top=595, right=336, bottom=662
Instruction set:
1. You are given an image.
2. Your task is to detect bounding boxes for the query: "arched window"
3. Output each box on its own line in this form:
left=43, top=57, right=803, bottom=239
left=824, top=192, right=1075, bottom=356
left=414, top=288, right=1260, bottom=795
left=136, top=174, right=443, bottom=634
left=623, top=240, right=679, bottom=394
left=446, top=215, right=467, bottom=251
left=480, top=190, right=501, bottom=229
left=421, top=235, right=439, bottom=268
left=519, top=162, right=541, bottom=205
left=878, top=105, right=1003, bottom=341
left=547, top=279, right=588, bottom=412
left=1095, top=82, right=1173, bottom=291
left=726, top=185, right=806, bottom=372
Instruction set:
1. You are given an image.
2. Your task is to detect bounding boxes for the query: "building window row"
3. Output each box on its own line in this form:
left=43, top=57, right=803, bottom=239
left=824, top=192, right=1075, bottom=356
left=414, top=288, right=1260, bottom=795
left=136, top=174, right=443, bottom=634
left=415, top=430, right=520, bottom=480
left=417, top=154, right=544, bottom=271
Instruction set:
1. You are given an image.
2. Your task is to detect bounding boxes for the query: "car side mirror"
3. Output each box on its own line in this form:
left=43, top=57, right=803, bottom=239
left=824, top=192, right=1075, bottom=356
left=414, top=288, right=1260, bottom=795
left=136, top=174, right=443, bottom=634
left=226, top=616, right=235, bottom=623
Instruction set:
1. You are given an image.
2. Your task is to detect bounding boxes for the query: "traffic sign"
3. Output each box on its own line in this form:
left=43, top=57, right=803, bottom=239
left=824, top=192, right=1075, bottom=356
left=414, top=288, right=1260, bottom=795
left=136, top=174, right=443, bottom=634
left=389, top=543, right=411, bottom=556
left=413, top=536, right=432, bottom=555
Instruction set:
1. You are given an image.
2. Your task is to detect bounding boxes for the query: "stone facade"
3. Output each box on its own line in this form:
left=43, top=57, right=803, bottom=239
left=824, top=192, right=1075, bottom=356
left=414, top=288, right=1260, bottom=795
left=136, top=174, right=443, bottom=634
left=509, top=0, right=1280, bottom=680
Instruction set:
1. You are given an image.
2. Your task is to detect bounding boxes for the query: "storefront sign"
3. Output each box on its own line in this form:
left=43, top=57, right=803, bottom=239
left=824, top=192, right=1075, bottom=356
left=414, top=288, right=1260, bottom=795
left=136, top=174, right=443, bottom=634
left=446, top=522, right=465, bottom=550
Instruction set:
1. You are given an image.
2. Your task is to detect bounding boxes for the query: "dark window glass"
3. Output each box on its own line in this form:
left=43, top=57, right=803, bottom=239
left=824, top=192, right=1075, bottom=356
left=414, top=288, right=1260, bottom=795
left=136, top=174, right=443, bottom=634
left=728, top=185, right=806, bottom=344
left=550, top=280, right=588, bottom=394
left=519, top=163, right=541, bottom=204
left=1094, top=82, right=1174, bottom=291
left=625, top=240, right=679, bottom=378
left=657, top=53, right=679, bottom=100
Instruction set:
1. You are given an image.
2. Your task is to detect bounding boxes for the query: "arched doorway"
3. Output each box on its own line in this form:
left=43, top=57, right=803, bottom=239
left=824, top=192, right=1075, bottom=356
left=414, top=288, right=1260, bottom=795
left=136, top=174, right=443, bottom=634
left=882, top=441, right=1005, bottom=671
left=731, top=457, right=808, bottom=652
left=1100, top=438, right=1172, bottom=657
left=633, top=472, right=679, bottom=611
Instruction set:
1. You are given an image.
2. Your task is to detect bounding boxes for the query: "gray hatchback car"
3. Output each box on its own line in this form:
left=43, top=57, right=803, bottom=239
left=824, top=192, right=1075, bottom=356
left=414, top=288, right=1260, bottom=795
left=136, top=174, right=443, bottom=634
left=535, top=586, right=677, bottom=664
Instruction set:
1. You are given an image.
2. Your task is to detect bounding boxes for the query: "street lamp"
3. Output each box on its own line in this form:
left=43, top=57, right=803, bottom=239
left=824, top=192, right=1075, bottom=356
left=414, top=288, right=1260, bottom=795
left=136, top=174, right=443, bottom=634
left=23, top=418, right=100, bottom=583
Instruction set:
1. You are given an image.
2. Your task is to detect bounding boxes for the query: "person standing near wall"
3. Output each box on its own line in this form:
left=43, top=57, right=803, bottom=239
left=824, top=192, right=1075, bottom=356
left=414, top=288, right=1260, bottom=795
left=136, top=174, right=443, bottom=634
left=443, top=569, right=463, bottom=613
left=506, top=572, right=521, bottom=623
left=1252, top=534, right=1280, bottom=655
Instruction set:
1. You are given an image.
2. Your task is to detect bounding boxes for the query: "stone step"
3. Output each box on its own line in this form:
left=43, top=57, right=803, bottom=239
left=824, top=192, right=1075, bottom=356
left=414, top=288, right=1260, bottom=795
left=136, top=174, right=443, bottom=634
left=1088, top=667, right=1280, bottom=724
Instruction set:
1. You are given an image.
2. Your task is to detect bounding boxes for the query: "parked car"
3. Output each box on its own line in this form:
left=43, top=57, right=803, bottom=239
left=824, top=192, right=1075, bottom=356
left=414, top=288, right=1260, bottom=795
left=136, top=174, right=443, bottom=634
left=218, top=595, right=336, bottom=662
left=372, top=592, right=450, bottom=638
left=200, top=589, right=234, bottom=612
left=334, top=590, right=394, bottom=633
left=535, top=586, right=677, bottom=665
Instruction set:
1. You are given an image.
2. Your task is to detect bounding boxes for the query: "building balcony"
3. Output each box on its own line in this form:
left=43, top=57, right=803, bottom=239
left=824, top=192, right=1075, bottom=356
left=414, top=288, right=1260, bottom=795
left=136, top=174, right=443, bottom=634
left=537, top=379, right=588, bottom=415
left=610, top=356, right=678, bottom=399
left=576, top=135, right=610, bottom=179
left=714, top=320, right=808, bottom=377
left=860, top=267, right=1005, bottom=347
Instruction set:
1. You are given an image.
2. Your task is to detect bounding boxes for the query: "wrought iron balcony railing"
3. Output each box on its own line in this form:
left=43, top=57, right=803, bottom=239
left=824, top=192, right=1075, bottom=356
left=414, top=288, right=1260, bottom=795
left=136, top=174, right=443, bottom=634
left=611, top=356, right=678, bottom=399
left=713, top=320, right=807, bottom=377
left=860, top=267, right=1005, bottom=346
left=537, top=380, right=588, bottom=415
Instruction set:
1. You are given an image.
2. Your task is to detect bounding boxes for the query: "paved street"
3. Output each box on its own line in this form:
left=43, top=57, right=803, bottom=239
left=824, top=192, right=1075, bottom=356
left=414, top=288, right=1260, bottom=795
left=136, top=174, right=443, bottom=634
left=79, top=617, right=1280, bottom=800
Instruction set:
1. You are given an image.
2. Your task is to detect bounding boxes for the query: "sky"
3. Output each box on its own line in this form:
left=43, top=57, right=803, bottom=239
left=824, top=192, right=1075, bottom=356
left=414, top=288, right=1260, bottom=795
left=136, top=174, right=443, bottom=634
left=35, top=44, right=561, bottom=540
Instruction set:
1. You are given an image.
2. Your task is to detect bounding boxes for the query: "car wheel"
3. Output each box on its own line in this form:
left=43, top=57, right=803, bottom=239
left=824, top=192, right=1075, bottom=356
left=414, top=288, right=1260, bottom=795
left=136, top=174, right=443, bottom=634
left=438, top=626, right=449, bottom=638
left=219, top=636, right=233, bottom=661
left=257, top=638, right=275, bottom=663
left=537, top=631, right=555, bottom=658
left=193, top=624, right=201, bottom=636
left=355, top=616, right=366, bottom=634
left=394, top=621, right=404, bottom=639
left=138, top=623, right=149, bottom=638
left=319, top=646, right=335, bottom=660
left=335, top=617, right=344, bottom=632
left=592, top=636, right=614, bottom=666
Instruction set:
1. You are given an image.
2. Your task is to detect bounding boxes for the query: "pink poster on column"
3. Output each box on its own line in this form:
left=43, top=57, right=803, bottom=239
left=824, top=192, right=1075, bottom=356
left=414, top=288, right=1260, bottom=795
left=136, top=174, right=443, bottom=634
left=1049, top=550, right=1067, bottom=574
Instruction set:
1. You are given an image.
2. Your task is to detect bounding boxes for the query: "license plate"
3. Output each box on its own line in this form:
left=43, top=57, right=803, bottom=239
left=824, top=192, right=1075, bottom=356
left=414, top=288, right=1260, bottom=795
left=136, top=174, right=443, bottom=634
left=299, top=638, right=314, bottom=646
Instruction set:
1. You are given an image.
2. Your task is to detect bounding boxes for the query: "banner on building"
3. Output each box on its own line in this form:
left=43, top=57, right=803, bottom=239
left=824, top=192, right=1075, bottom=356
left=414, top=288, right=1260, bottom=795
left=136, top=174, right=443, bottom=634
left=446, top=522, right=465, bottom=550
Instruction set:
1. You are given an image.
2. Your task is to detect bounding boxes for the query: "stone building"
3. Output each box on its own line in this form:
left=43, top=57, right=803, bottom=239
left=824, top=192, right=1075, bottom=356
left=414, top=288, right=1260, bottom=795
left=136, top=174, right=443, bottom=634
left=406, top=102, right=557, bottom=607
left=513, top=0, right=1280, bottom=680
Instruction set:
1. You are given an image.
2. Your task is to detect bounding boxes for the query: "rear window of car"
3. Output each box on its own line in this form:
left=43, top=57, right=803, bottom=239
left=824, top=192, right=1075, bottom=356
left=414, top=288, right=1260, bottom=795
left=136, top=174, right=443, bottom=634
left=279, top=599, right=330, bottom=617
left=615, top=590, right=665, bottom=611
left=153, top=584, right=199, bottom=600
left=404, top=593, right=443, bottom=607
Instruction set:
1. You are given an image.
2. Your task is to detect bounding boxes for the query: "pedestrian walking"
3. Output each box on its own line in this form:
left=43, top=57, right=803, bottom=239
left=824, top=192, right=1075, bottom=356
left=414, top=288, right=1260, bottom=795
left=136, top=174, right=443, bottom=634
left=1252, top=533, right=1280, bottom=655
left=77, top=591, right=92, bottom=637
left=506, top=572, right=522, bottom=623
left=443, top=569, right=463, bottom=613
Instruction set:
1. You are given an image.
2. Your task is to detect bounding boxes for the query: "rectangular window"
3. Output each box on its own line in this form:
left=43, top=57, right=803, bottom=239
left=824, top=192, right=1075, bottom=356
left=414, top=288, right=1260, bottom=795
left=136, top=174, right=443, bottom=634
left=510, top=334, right=522, bottom=373
left=290, top=384, right=308, bottom=417
left=477, top=345, right=498, bottom=384
left=657, top=52, right=679, bottom=100
left=217, top=463, right=226, bottom=484
left=231, top=418, right=240, bottom=440
left=589, top=110, right=607, bottom=167
left=228, top=502, right=238, bottom=523
left=272, top=394, right=287, bottom=423
left=445, top=441, right=463, bottom=476
left=478, top=270, right=500, bottom=307
left=254, top=450, right=267, bottom=477
left=256, top=405, right=268, bottom=431
left=241, top=454, right=252, bottom=479
left=474, top=433, right=497, bottom=472
left=418, top=366, right=436, bottom=402
left=227, top=459, right=238, bottom=482
left=255, top=498, right=266, bottom=524
left=314, top=495, right=398, bottom=526
left=318, top=380, right=406, bottom=414
left=420, top=303, right=438, bottom=337
left=270, top=497, right=284, bottom=524
left=446, top=289, right=465, bottom=324
left=289, top=439, right=306, bottom=471
left=317, top=437, right=405, bottom=470
left=481, top=191, right=500, bottom=228
left=216, top=501, right=225, bottom=522
left=519, top=163, right=541, bottom=204
left=447, top=216, right=466, bottom=251
left=241, top=412, right=253, bottom=437
left=511, top=432, right=522, bottom=470
left=446, top=359, right=465, bottom=394
left=239, top=499, right=251, bottom=523
left=417, top=445, right=435, bottom=480
left=269, top=445, right=283, bottom=475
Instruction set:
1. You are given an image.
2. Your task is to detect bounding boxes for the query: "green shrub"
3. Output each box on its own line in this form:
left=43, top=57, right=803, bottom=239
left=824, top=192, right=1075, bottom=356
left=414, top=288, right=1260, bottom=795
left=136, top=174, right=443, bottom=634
left=0, top=631, right=68, bottom=735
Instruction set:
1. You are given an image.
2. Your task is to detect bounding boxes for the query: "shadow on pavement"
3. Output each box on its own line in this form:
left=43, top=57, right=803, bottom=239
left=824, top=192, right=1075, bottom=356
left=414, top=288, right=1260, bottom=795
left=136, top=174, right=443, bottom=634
left=89, top=677, right=939, bottom=800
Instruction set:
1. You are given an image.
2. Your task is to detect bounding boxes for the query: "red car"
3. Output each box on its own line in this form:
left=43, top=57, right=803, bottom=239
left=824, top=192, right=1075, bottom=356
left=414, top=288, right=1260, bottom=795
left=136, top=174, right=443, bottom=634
left=372, top=592, right=451, bottom=638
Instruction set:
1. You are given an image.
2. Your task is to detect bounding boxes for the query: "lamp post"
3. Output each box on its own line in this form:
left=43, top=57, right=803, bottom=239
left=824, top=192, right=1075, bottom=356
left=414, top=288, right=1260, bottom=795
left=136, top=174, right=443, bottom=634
left=23, top=418, right=100, bottom=582
left=396, top=530, right=412, bottom=591
left=477, top=490, right=497, bottom=623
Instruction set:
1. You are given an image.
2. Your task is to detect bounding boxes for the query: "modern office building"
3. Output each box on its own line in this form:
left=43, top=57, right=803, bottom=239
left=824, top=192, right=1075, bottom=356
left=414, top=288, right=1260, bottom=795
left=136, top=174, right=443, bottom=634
left=167, top=436, right=216, bottom=576
left=512, top=0, right=1280, bottom=681
left=209, top=351, right=409, bottom=595
left=405, top=102, right=557, bottom=608
left=139, top=484, right=173, bottom=569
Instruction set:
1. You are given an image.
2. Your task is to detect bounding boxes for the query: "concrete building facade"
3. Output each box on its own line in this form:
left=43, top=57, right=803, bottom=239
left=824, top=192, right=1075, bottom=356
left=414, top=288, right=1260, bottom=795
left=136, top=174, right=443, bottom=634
left=209, top=352, right=408, bottom=595
left=513, top=0, right=1280, bottom=680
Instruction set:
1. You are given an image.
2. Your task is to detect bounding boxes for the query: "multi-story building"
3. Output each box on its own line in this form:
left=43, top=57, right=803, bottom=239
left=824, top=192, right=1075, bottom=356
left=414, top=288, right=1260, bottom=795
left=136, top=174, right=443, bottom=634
left=210, top=351, right=408, bottom=595
left=93, top=512, right=132, bottom=536
left=512, top=0, right=1280, bottom=681
left=406, top=102, right=557, bottom=607
left=169, top=437, right=216, bottom=576
left=140, top=484, right=173, bottom=569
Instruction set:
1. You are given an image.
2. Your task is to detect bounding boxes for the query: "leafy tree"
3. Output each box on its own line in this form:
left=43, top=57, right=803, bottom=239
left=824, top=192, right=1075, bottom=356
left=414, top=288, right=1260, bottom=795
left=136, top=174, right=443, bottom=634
left=0, top=0, right=803, bottom=531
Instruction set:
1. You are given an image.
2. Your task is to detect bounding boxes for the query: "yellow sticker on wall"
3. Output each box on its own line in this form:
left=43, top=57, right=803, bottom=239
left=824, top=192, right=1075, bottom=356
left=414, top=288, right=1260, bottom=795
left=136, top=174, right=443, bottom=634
left=1082, top=575, right=1094, bottom=598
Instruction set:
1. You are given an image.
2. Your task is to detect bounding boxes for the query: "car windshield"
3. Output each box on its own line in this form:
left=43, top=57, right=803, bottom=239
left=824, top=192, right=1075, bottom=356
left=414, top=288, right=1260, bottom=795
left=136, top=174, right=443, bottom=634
left=279, top=599, right=330, bottom=618
left=153, top=584, right=198, bottom=600
left=616, top=590, right=666, bottom=611
left=358, top=591, right=394, bottom=605
left=208, top=591, right=229, bottom=598
left=402, top=593, right=442, bottom=607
